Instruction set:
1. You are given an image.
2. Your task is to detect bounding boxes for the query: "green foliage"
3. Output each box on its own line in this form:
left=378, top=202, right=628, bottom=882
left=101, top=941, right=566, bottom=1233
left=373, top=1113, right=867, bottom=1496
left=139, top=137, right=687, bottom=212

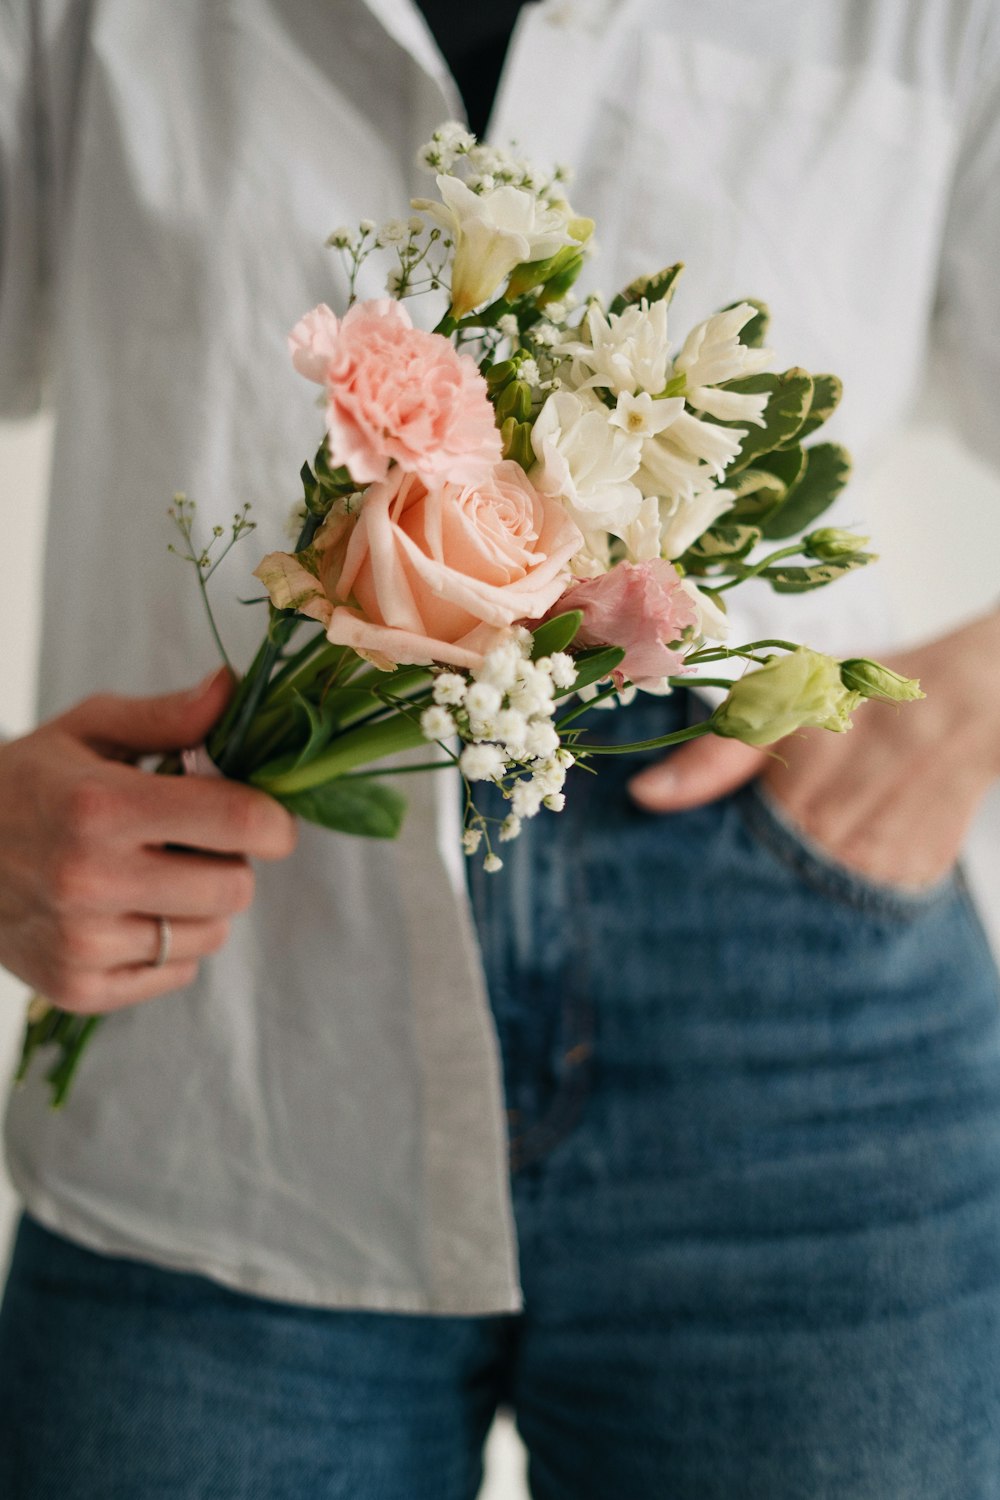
left=719, top=467, right=788, bottom=527
left=722, top=369, right=813, bottom=472
left=762, top=552, right=875, bottom=593
left=781, top=373, right=842, bottom=446
left=609, top=262, right=684, bottom=317
left=684, top=524, right=762, bottom=569
left=276, top=777, right=408, bottom=839
left=761, top=443, right=852, bottom=540
left=569, top=645, right=626, bottom=694
left=531, top=610, right=583, bottom=658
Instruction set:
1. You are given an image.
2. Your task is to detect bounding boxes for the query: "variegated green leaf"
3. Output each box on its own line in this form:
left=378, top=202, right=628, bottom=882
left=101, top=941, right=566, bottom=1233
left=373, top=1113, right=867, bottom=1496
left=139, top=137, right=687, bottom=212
left=609, top=262, right=684, bottom=316
left=780, top=373, right=842, bottom=447
left=685, top=524, right=762, bottom=563
left=763, top=553, right=875, bottom=593
left=721, top=369, right=814, bottom=472
left=761, top=443, right=852, bottom=540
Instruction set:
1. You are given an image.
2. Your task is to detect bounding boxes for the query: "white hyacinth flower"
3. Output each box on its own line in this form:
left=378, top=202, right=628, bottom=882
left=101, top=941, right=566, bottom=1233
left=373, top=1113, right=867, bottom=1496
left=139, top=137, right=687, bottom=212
left=674, top=304, right=773, bottom=424
left=680, top=577, right=731, bottom=643
left=561, top=299, right=672, bottom=397
left=658, top=486, right=736, bottom=560
left=610, top=390, right=684, bottom=440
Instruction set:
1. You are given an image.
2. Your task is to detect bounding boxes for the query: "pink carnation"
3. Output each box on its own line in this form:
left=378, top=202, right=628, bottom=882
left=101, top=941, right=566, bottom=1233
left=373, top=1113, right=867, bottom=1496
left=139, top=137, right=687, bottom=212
left=554, top=560, right=699, bottom=689
left=289, top=299, right=502, bottom=487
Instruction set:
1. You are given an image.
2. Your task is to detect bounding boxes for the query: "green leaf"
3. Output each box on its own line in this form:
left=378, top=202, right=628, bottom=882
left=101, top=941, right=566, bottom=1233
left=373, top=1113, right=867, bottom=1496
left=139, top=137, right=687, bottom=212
left=722, top=369, right=814, bottom=472
left=761, top=442, right=853, bottom=540
left=288, top=692, right=335, bottom=769
left=756, top=444, right=806, bottom=492
left=568, top=646, right=626, bottom=694
left=720, top=297, right=770, bottom=348
left=781, top=373, right=842, bottom=447
left=276, top=777, right=408, bottom=839
left=609, top=262, right=684, bottom=316
left=684, top=523, right=762, bottom=564
left=718, top=468, right=788, bottom=526
left=531, top=610, right=583, bottom=659
left=763, top=553, right=875, bottom=593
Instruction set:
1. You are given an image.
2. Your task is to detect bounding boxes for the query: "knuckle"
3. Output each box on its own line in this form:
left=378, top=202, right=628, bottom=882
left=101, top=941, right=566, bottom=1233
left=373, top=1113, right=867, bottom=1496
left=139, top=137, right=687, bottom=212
left=64, top=776, right=118, bottom=843
left=48, top=852, right=100, bottom=913
left=56, top=918, right=103, bottom=966
left=222, top=786, right=264, bottom=849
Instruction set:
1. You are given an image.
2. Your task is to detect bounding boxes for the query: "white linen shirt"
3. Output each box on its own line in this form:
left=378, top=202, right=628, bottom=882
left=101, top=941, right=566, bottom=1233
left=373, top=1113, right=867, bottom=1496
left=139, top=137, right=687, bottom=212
left=2, top=0, right=998, bottom=1314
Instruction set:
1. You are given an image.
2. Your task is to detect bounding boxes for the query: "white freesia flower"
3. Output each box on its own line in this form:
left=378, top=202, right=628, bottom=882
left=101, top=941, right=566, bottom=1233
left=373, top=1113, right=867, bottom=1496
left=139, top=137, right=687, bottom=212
left=561, top=300, right=672, bottom=397
left=412, top=175, right=580, bottom=315
left=680, top=578, right=731, bottom=643
left=674, top=303, right=772, bottom=424
left=658, top=486, right=735, bottom=560
left=531, top=389, right=644, bottom=538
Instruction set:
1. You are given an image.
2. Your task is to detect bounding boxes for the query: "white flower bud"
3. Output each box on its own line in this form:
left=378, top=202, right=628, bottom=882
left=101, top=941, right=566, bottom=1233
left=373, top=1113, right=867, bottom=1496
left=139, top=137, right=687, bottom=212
left=462, top=827, right=483, bottom=855
left=548, top=652, right=577, bottom=690
left=543, top=792, right=567, bottom=812
left=459, top=743, right=507, bottom=782
left=499, top=814, right=523, bottom=842
left=432, top=672, right=467, bottom=706
left=511, top=779, right=545, bottom=819
left=524, top=721, right=561, bottom=760
left=466, top=682, right=503, bottom=720
left=420, top=706, right=456, bottom=741
left=483, top=853, right=504, bottom=873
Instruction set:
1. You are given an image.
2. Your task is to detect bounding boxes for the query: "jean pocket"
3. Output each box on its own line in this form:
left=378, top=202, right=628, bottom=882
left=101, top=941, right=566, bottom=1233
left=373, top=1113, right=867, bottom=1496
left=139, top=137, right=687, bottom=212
left=736, top=779, right=958, bottom=922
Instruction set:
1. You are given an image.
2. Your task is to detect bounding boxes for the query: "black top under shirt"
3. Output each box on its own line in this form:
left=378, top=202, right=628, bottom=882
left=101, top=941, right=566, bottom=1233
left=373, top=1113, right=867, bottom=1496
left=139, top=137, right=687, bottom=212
left=416, top=2, right=530, bottom=139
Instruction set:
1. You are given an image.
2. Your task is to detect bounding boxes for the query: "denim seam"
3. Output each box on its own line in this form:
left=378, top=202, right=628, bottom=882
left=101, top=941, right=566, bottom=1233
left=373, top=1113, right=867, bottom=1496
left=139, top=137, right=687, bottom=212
left=736, top=782, right=955, bottom=923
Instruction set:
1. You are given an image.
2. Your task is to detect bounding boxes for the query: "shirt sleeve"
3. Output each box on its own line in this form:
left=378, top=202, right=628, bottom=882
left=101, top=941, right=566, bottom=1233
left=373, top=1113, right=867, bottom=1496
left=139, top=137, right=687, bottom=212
left=0, top=0, right=89, bottom=418
left=927, top=8, right=1000, bottom=474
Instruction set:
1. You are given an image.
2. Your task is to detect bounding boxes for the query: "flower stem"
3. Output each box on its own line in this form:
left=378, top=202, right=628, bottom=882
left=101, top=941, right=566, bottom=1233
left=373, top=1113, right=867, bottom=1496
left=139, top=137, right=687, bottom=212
left=578, top=721, right=714, bottom=756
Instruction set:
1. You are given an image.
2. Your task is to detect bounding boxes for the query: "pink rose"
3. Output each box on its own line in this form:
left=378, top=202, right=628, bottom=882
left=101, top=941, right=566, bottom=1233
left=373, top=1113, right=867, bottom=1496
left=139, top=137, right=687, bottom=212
left=289, top=300, right=502, bottom=487
left=259, top=462, right=583, bottom=670
left=554, top=560, right=699, bottom=689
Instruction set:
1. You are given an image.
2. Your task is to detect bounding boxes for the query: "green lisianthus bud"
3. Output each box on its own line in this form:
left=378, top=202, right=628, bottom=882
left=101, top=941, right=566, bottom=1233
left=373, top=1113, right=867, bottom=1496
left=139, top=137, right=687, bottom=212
left=839, top=659, right=925, bottom=703
left=536, top=249, right=586, bottom=307
left=711, top=647, right=862, bottom=747
left=506, top=238, right=588, bottom=302
left=803, top=528, right=871, bottom=560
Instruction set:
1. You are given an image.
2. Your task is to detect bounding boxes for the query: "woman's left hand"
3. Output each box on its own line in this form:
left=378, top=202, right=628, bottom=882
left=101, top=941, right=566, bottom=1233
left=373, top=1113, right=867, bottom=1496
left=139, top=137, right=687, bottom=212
left=627, top=609, right=1000, bottom=891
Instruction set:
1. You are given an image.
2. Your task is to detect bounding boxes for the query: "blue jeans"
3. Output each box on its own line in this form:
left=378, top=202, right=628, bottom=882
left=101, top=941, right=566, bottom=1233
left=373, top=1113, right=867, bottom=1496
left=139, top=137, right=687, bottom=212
left=3, top=694, right=1000, bottom=1498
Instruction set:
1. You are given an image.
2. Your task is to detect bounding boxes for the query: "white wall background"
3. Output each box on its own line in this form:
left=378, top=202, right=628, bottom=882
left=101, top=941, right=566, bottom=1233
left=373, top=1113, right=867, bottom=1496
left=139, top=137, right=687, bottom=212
left=2, top=412, right=1000, bottom=1496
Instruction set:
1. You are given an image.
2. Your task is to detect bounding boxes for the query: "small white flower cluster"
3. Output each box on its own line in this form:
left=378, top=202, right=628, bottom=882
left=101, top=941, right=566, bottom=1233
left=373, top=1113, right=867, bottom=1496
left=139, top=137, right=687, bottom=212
left=417, top=124, right=573, bottom=211
left=418, top=631, right=578, bottom=870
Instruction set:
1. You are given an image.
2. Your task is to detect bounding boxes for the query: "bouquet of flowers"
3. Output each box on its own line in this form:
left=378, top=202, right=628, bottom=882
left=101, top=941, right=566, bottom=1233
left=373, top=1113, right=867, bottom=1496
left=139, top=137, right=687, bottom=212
left=19, top=123, right=921, bottom=1103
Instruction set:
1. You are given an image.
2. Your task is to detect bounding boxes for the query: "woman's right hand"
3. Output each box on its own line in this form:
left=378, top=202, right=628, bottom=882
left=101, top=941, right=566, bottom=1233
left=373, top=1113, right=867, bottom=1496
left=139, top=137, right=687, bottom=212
left=0, top=669, right=297, bottom=1013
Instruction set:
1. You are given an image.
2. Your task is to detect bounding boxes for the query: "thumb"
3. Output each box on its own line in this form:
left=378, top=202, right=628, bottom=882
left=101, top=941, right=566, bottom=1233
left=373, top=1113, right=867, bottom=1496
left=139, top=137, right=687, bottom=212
left=65, top=667, right=235, bottom=756
left=628, top=732, right=768, bottom=813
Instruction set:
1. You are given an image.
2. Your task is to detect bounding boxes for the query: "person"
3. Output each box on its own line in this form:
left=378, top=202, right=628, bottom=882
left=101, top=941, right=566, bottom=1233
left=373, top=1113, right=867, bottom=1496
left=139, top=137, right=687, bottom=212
left=1, top=2, right=999, bottom=1496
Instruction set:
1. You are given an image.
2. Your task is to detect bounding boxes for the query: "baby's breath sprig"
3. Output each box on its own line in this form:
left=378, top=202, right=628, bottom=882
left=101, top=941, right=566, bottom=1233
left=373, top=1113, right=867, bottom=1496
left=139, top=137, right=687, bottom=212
left=167, top=494, right=255, bottom=672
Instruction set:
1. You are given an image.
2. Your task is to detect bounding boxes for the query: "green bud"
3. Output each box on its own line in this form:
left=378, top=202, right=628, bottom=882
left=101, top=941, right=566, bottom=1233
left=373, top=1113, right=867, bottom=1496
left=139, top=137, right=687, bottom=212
left=500, top=416, right=535, bottom=469
left=485, top=358, right=519, bottom=392
left=495, top=379, right=532, bottom=425
left=839, top=659, right=924, bottom=703
left=804, top=527, right=872, bottom=561
left=536, top=249, right=586, bottom=306
left=711, top=647, right=861, bottom=747
left=506, top=239, right=587, bottom=302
